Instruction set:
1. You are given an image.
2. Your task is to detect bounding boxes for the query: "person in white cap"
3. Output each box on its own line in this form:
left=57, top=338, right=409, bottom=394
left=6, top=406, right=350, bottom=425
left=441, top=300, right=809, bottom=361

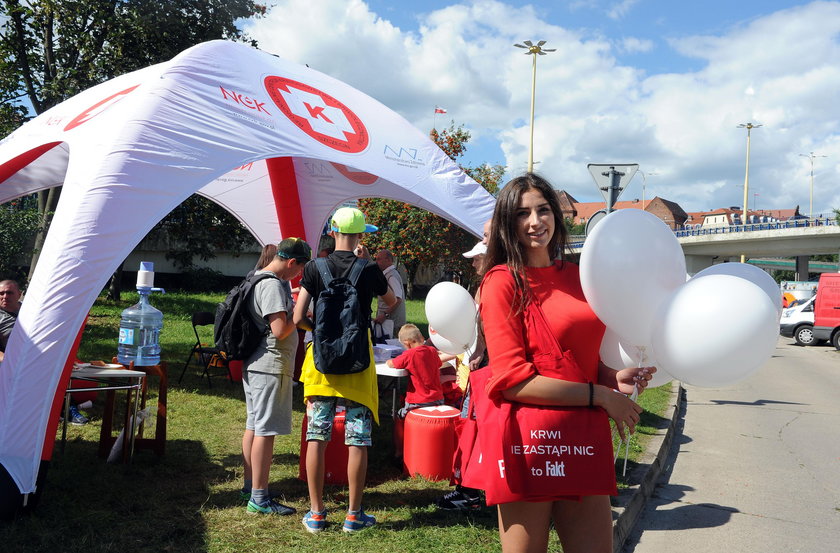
left=462, top=241, right=487, bottom=275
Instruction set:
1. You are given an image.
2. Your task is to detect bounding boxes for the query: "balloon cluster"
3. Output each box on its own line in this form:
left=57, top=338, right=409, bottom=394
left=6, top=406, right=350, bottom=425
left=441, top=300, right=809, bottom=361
left=581, top=209, right=780, bottom=388
left=424, top=281, right=478, bottom=355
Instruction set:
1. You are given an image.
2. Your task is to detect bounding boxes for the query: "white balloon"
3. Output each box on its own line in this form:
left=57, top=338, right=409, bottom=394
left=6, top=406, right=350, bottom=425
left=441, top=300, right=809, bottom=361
left=599, top=328, right=642, bottom=369
left=429, top=329, right=471, bottom=355
left=650, top=275, right=778, bottom=388
left=646, top=366, right=674, bottom=389
left=425, top=282, right=477, bottom=347
left=599, top=328, right=673, bottom=388
left=580, top=209, right=686, bottom=347
left=693, top=263, right=783, bottom=316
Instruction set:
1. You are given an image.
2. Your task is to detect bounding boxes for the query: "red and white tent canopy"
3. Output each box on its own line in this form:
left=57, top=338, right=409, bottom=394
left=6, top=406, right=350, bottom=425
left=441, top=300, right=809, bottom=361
left=0, top=40, right=494, bottom=495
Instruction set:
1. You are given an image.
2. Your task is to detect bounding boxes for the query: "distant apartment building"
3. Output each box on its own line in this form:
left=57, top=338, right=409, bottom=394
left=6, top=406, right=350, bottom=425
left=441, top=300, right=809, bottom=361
left=558, top=189, right=802, bottom=231
left=556, top=191, right=688, bottom=230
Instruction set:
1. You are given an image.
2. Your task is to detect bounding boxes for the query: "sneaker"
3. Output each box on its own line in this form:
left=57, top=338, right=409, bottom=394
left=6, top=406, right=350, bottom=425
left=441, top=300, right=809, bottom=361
left=343, top=509, right=376, bottom=533
left=436, top=488, right=482, bottom=511
left=239, top=490, right=282, bottom=502
left=68, top=405, right=89, bottom=426
left=302, top=510, right=327, bottom=533
left=246, top=498, right=296, bottom=516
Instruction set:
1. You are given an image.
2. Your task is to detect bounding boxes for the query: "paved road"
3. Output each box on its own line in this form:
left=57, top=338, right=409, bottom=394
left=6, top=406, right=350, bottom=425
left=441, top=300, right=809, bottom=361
left=622, top=337, right=840, bottom=552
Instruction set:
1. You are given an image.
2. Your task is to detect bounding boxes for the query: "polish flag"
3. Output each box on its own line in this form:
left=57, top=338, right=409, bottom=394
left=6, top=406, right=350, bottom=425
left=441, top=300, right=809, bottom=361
left=434, top=107, right=447, bottom=114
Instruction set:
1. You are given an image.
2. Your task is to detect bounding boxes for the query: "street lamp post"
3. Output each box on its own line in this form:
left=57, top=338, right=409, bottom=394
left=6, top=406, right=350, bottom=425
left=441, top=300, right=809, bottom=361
left=799, top=151, right=827, bottom=217
left=737, top=122, right=761, bottom=263
left=514, top=40, right=555, bottom=172
left=638, top=170, right=658, bottom=209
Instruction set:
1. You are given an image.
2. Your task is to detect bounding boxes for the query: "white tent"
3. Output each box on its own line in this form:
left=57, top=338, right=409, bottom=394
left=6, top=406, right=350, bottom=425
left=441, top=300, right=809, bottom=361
left=0, top=40, right=495, bottom=499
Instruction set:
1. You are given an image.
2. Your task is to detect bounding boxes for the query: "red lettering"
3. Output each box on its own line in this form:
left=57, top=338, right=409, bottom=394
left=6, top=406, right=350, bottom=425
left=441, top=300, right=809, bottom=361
left=252, top=100, right=270, bottom=115
left=220, top=86, right=238, bottom=102
left=304, top=103, right=332, bottom=123
left=219, top=86, right=272, bottom=116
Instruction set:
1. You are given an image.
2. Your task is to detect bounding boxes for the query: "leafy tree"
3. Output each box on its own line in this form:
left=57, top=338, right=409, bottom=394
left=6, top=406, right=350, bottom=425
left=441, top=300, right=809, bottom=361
left=155, top=195, right=258, bottom=271
left=0, top=199, right=42, bottom=283
left=0, top=0, right=264, bottom=290
left=564, top=217, right=586, bottom=235
left=359, top=123, right=504, bottom=296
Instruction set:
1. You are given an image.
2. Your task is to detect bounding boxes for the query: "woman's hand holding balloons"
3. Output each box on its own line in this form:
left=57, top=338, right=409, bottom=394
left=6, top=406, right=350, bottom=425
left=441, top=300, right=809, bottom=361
left=594, top=385, right=643, bottom=442
left=615, top=366, right=657, bottom=395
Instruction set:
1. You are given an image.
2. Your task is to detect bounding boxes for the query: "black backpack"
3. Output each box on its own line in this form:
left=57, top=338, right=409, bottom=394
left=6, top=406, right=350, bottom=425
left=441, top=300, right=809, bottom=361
left=312, top=256, right=370, bottom=374
left=214, top=271, right=278, bottom=361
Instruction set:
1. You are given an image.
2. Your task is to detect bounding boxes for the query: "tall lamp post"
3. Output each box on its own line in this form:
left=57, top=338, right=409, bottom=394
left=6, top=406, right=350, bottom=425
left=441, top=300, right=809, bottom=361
left=638, top=170, right=658, bottom=209
left=514, top=40, right=555, bottom=172
left=799, top=151, right=827, bottom=217
left=737, top=122, right=761, bottom=263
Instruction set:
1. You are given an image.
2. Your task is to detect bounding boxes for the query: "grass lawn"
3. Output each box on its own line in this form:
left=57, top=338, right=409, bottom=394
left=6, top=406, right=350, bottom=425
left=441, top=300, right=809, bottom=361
left=0, top=292, right=672, bottom=553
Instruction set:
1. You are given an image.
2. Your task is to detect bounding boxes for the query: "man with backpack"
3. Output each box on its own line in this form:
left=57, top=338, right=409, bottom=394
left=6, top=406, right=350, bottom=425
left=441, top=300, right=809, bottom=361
left=238, top=237, right=312, bottom=516
left=293, top=207, right=397, bottom=533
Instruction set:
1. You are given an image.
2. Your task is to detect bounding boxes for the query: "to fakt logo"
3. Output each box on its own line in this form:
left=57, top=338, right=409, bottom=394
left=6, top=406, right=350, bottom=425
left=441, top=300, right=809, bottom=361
left=264, top=76, right=368, bottom=154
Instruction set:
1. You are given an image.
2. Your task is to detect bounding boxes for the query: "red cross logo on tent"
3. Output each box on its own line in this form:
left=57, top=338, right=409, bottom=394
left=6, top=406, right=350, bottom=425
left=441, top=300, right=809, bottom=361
left=264, top=76, right=369, bottom=154
left=331, top=163, right=378, bottom=185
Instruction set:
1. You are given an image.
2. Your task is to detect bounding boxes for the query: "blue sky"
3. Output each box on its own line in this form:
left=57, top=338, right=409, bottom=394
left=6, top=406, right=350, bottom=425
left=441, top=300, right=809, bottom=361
left=246, top=1, right=840, bottom=215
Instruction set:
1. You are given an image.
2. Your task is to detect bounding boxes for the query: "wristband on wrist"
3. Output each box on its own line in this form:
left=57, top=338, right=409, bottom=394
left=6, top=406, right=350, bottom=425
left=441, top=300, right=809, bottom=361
left=588, top=382, right=594, bottom=408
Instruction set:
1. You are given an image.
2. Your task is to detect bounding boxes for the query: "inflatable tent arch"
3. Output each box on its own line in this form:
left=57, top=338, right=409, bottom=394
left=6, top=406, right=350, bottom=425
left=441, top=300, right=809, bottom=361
left=0, top=40, right=495, bottom=511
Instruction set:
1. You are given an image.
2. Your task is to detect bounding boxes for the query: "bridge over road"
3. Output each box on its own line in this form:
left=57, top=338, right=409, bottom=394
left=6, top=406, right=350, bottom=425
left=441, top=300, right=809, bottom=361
left=569, top=219, right=840, bottom=278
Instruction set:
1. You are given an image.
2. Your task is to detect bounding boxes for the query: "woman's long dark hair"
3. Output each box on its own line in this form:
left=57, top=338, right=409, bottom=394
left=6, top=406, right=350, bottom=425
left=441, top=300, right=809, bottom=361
left=483, top=173, right=568, bottom=313
left=255, top=243, right=278, bottom=270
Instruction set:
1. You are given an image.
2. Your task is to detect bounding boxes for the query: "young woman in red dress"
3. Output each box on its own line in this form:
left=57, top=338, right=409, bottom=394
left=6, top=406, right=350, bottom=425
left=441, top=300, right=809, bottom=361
left=480, top=173, right=655, bottom=553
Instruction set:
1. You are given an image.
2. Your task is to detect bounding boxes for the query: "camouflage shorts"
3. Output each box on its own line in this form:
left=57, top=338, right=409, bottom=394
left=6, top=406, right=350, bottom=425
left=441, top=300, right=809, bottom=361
left=305, top=396, right=373, bottom=447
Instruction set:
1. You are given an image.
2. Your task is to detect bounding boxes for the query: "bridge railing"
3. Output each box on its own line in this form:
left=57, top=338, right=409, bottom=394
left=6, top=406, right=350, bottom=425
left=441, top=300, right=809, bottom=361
left=674, top=216, right=837, bottom=237
left=566, top=216, right=837, bottom=250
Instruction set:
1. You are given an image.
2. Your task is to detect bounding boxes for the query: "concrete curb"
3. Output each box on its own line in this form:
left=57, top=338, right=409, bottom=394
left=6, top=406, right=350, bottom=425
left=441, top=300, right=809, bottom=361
left=611, top=381, right=685, bottom=552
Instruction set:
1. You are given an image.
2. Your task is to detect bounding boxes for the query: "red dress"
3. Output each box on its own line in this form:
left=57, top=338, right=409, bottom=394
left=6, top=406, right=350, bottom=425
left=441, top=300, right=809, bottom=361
left=479, top=261, right=605, bottom=400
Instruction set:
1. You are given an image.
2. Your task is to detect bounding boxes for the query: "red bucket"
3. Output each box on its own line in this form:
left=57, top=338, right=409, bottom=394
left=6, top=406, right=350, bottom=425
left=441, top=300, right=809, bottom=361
left=298, top=409, right=349, bottom=485
left=403, top=405, right=460, bottom=481
left=227, top=360, right=243, bottom=382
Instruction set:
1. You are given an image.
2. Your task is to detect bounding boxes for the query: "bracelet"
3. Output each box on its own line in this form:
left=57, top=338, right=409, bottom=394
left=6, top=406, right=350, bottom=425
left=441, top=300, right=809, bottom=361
left=588, top=382, right=594, bottom=408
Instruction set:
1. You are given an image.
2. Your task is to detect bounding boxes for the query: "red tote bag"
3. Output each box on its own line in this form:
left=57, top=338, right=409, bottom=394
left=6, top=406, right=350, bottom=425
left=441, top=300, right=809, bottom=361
left=474, top=298, right=617, bottom=505
left=451, top=369, right=489, bottom=490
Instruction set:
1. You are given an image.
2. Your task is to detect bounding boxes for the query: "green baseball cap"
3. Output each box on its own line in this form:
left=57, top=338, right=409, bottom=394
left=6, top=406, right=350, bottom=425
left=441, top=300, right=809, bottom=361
left=330, top=207, right=378, bottom=234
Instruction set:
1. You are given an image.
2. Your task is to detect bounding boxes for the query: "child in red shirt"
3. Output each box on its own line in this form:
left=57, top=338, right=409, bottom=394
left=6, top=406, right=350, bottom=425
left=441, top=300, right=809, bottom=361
left=387, top=324, right=445, bottom=417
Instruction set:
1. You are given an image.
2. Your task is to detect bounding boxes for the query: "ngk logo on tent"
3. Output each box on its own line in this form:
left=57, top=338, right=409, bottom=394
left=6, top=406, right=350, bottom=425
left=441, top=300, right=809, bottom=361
left=264, top=76, right=368, bottom=154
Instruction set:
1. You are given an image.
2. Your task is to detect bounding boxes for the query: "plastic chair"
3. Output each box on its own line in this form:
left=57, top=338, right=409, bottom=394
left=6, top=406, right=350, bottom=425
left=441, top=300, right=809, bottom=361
left=177, top=311, right=231, bottom=387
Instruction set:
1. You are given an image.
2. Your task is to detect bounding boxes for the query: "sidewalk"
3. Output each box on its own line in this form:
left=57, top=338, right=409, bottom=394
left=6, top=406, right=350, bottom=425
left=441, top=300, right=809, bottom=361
left=611, top=381, right=683, bottom=553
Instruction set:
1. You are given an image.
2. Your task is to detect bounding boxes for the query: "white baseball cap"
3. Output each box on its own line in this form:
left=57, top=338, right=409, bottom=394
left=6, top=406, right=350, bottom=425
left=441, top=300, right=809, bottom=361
left=462, top=241, right=487, bottom=258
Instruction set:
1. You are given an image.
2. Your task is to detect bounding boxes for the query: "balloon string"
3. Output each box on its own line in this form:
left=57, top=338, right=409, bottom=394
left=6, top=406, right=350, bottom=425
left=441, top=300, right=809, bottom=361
left=615, top=382, right=639, bottom=474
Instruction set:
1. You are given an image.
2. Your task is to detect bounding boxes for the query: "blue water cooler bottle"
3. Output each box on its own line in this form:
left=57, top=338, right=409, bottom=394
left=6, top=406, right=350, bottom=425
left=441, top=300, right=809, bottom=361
left=117, top=262, right=165, bottom=366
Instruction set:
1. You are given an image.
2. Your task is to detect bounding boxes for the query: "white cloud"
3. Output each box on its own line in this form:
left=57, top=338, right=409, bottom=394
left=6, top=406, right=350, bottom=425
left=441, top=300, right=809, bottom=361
left=607, top=0, right=640, bottom=21
left=618, top=36, right=654, bottom=54
left=245, top=0, right=840, bottom=214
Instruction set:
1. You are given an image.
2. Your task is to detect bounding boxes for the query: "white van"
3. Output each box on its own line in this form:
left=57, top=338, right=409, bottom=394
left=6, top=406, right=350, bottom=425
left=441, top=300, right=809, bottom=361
left=779, top=296, right=821, bottom=346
